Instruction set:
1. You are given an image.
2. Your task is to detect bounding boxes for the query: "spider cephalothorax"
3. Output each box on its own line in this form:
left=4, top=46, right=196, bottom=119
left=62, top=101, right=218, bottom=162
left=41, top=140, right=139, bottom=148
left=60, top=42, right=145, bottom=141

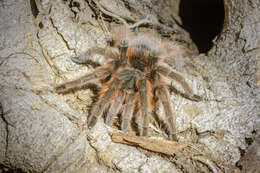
left=56, top=27, right=200, bottom=140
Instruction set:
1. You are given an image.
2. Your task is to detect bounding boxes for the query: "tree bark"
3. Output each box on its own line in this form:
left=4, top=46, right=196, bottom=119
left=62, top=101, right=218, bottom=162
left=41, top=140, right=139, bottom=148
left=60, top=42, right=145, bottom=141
left=0, top=0, right=259, bottom=172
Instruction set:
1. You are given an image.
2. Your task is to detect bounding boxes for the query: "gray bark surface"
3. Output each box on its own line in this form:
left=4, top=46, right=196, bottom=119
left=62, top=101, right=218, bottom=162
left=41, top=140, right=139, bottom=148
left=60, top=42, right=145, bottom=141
left=0, top=0, right=259, bottom=172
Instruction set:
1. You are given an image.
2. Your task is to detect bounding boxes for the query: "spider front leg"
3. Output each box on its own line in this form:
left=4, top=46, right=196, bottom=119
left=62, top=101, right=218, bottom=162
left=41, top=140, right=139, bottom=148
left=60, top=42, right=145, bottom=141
left=87, top=78, right=121, bottom=128
left=119, top=35, right=128, bottom=62
left=155, top=85, right=177, bottom=140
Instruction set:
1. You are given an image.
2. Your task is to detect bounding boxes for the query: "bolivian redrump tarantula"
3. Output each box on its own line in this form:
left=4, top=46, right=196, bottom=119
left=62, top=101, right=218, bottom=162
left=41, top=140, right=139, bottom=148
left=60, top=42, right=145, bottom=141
left=56, top=27, right=200, bottom=140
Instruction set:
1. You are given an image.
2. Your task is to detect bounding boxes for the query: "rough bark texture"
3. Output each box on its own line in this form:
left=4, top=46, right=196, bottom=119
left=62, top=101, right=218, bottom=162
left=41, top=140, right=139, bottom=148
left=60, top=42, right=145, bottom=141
left=0, top=0, right=259, bottom=172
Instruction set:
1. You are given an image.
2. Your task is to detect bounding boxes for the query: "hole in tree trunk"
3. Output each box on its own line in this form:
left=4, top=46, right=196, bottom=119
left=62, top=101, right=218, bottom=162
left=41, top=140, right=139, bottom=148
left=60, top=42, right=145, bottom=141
left=179, top=0, right=224, bottom=53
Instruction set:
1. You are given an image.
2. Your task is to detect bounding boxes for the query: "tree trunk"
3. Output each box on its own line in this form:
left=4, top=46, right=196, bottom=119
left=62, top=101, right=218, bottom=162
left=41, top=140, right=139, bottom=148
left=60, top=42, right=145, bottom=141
left=0, top=0, right=259, bottom=172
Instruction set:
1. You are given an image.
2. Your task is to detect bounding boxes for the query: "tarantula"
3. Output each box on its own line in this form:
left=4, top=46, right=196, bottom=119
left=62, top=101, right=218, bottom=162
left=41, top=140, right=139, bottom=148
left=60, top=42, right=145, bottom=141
left=55, top=27, right=200, bottom=140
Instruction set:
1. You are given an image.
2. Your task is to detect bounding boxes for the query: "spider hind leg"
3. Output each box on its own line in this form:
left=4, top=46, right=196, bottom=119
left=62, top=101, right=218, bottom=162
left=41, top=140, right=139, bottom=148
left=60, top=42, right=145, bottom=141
left=105, top=91, right=125, bottom=126
left=155, top=85, right=177, bottom=140
left=137, top=79, right=153, bottom=136
left=120, top=94, right=136, bottom=131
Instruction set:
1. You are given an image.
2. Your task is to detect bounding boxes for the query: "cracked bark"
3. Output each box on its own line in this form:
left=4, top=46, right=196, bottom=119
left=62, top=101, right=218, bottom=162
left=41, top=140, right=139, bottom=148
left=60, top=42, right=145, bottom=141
left=0, top=0, right=259, bottom=173
left=0, top=103, right=10, bottom=159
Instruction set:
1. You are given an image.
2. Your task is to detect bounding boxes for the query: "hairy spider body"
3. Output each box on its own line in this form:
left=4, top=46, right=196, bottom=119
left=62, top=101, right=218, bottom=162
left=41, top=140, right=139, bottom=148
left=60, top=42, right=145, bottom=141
left=56, top=27, right=199, bottom=140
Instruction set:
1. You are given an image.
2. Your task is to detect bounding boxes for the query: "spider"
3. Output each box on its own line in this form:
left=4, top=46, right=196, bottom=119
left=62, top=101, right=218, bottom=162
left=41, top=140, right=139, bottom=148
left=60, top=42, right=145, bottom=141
left=55, top=27, right=200, bottom=140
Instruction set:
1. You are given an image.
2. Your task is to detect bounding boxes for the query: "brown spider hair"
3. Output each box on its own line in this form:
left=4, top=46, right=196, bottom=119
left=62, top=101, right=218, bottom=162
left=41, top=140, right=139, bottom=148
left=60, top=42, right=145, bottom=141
left=56, top=27, right=200, bottom=140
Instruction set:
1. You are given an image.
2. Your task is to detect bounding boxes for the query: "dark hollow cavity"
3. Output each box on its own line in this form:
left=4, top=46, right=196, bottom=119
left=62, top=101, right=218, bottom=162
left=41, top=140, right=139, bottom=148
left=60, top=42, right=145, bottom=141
left=179, top=0, right=225, bottom=53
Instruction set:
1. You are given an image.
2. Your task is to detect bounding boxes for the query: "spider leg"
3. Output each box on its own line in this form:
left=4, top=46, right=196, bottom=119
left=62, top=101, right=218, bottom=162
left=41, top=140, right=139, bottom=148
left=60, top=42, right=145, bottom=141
left=121, top=93, right=136, bottom=131
left=55, top=66, right=111, bottom=94
left=157, top=65, right=201, bottom=101
left=155, top=84, right=177, bottom=140
left=87, top=78, right=121, bottom=128
left=105, top=91, right=125, bottom=126
left=71, top=46, right=119, bottom=64
left=137, top=79, right=152, bottom=136
left=168, top=84, right=202, bottom=102
left=119, top=32, right=128, bottom=62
